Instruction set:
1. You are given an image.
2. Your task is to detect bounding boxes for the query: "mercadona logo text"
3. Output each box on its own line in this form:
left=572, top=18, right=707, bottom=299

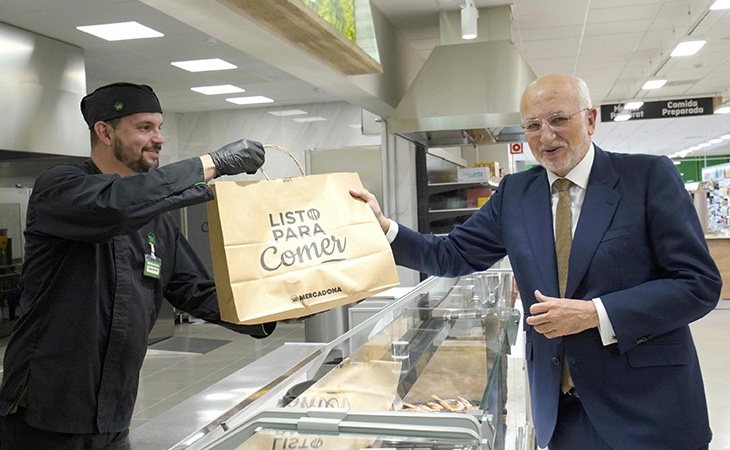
left=290, top=286, right=342, bottom=302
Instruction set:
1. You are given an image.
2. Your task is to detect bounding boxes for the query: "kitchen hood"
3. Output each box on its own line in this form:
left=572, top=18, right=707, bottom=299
left=0, top=21, right=87, bottom=158
left=388, top=7, right=536, bottom=147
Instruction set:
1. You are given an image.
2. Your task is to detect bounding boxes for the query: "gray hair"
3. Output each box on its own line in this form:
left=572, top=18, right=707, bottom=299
left=574, top=77, right=593, bottom=109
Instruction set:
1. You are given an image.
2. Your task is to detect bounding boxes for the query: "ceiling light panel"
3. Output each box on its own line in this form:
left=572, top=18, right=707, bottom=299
left=76, top=21, right=163, bottom=41
left=267, top=109, right=308, bottom=116
left=642, top=79, right=667, bottom=90
left=171, top=58, right=237, bottom=72
left=191, top=85, right=245, bottom=95
left=710, top=0, right=730, bottom=10
left=670, top=40, right=706, bottom=57
left=292, top=117, right=327, bottom=122
left=225, top=96, right=274, bottom=105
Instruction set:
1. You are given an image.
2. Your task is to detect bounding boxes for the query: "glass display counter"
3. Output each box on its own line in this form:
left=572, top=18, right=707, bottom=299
left=130, top=269, right=523, bottom=450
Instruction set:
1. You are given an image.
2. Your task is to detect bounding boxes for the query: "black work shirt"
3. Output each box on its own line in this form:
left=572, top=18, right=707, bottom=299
left=0, top=158, right=273, bottom=434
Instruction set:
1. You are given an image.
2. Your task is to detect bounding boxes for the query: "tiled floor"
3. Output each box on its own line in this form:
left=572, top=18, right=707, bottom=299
left=130, top=318, right=305, bottom=430
left=0, top=306, right=728, bottom=449
left=692, top=304, right=730, bottom=450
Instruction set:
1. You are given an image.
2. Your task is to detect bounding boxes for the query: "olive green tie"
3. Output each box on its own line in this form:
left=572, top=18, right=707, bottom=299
left=554, top=178, right=573, bottom=297
left=553, top=177, right=574, bottom=394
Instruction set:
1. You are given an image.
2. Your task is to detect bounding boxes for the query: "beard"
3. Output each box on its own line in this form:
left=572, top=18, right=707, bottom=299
left=112, top=137, right=160, bottom=173
left=534, top=137, right=591, bottom=177
left=538, top=149, right=584, bottom=176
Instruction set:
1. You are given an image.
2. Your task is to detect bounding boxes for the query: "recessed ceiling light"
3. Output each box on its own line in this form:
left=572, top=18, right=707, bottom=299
left=720, top=135, right=730, bottom=140
left=710, top=0, right=730, bottom=10
left=171, top=59, right=237, bottom=72
left=623, top=101, right=644, bottom=110
left=689, top=146, right=702, bottom=151
left=641, top=79, right=667, bottom=90
left=292, top=117, right=328, bottom=122
left=613, top=112, right=632, bottom=122
left=698, top=142, right=712, bottom=148
left=715, top=106, right=730, bottom=114
left=77, top=21, right=164, bottom=41
left=191, top=85, right=245, bottom=95
left=670, top=40, right=706, bottom=57
left=267, top=109, right=308, bottom=116
left=225, top=96, right=274, bottom=105
left=709, top=138, right=723, bottom=144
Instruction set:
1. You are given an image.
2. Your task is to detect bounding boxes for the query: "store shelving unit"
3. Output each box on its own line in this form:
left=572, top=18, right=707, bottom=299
left=416, top=145, right=494, bottom=235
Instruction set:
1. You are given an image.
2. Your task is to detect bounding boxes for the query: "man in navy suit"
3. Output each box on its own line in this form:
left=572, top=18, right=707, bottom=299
left=351, top=73, right=720, bottom=449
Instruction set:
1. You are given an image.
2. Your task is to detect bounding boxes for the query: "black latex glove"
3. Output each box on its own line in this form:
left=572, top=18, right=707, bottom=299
left=209, top=139, right=265, bottom=176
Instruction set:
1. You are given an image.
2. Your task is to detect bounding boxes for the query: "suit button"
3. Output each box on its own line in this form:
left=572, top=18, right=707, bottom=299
left=552, top=357, right=560, bottom=366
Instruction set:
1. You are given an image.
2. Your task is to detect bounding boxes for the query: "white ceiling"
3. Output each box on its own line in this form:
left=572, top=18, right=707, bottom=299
left=1, top=0, right=729, bottom=158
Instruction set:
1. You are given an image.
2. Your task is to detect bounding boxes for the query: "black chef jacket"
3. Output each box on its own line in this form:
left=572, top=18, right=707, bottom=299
left=0, top=157, right=274, bottom=434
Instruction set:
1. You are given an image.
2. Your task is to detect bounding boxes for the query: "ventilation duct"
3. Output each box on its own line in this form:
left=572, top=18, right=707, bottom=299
left=389, top=6, right=535, bottom=147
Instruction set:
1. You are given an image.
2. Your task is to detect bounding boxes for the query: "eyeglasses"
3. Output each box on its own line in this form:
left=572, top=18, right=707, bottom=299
left=521, top=107, right=590, bottom=134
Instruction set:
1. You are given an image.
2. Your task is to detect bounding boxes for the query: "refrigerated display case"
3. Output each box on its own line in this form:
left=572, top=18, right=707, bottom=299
left=130, top=270, right=527, bottom=450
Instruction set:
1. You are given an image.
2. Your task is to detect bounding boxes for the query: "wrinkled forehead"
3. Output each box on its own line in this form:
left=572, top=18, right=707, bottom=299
left=521, top=77, right=582, bottom=117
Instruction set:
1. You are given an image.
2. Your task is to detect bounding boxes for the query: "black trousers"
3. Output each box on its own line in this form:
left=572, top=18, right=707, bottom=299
left=0, top=410, right=130, bottom=450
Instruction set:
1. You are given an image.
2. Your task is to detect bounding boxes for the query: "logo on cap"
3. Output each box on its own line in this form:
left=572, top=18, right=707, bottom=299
left=113, top=102, right=124, bottom=112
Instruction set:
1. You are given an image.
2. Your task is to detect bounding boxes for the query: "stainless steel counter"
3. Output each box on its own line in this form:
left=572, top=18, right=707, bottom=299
left=131, top=270, right=525, bottom=450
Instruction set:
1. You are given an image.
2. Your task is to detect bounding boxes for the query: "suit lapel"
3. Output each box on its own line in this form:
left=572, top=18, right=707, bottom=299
left=523, top=170, right=560, bottom=296
left=566, top=147, right=620, bottom=297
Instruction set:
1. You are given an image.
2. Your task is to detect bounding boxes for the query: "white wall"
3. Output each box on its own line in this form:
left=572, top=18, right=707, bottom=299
left=163, top=102, right=381, bottom=180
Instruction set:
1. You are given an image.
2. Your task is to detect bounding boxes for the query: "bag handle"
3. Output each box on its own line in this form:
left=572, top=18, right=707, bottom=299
left=260, top=144, right=305, bottom=180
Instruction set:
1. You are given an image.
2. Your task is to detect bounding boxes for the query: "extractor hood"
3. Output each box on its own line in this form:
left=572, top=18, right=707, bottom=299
left=0, top=21, right=87, bottom=158
left=388, top=7, right=536, bottom=147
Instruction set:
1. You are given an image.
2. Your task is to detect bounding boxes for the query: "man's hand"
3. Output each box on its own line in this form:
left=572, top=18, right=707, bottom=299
left=209, top=139, right=265, bottom=176
left=526, top=290, right=599, bottom=339
left=349, top=188, right=390, bottom=234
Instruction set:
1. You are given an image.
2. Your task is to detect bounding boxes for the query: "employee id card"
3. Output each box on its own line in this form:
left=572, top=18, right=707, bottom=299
left=144, top=254, right=162, bottom=279
left=144, top=232, right=162, bottom=279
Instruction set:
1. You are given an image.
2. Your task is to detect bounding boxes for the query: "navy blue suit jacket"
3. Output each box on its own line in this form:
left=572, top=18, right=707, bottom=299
left=392, top=146, right=720, bottom=449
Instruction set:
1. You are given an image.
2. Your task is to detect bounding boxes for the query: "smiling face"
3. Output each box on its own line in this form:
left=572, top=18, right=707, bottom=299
left=520, top=74, right=597, bottom=177
left=108, top=112, right=165, bottom=174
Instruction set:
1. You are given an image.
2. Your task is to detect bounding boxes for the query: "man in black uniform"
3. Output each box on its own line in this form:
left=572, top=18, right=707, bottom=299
left=0, top=82, right=275, bottom=449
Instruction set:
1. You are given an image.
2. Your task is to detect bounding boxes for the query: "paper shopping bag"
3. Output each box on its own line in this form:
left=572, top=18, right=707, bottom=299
left=286, top=359, right=402, bottom=411
left=207, top=170, right=400, bottom=325
left=235, top=429, right=375, bottom=450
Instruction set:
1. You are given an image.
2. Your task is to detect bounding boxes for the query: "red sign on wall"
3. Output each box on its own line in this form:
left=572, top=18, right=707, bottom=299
left=510, top=142, right=523, bottom=154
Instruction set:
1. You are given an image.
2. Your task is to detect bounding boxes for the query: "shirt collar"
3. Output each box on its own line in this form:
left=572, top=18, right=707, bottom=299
left=546, top=143, right=595, bottom=191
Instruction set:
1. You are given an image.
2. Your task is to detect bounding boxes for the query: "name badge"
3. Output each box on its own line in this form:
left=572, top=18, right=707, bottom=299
left=144, top=232, right=162, bottom=279
left=144, top=254, right=162, bottom=279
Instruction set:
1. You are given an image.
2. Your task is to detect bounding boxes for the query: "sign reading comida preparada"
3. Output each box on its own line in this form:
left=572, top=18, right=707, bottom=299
left=600, top=97, right=720, bottom=122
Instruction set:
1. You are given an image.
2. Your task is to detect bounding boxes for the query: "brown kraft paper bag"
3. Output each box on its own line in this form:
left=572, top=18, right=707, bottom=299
left=235, top=429, right=375, bottom=450
left=207, top=167, right=399, bottom=325
left=286, top=359, right=402, bottom=411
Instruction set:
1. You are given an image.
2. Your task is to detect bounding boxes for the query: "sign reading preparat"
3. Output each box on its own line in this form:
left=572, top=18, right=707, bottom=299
left=600, top=97, right=719, bottom=122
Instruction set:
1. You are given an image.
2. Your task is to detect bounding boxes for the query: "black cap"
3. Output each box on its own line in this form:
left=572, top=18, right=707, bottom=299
left=80, top=82, right=162, bottom=129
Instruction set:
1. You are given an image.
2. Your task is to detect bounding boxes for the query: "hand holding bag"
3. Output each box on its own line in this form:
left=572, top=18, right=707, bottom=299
left=207, top=145, right=400, bottom=324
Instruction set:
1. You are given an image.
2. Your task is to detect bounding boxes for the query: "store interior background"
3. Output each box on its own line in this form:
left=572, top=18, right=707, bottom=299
left=1, top=0, right=730, bottom=449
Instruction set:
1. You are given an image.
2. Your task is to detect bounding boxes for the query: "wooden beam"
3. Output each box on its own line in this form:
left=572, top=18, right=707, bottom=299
left=219, top=0, right=382, bottom=75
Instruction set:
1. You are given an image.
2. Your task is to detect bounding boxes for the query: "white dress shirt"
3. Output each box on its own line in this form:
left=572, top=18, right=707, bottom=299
left=546, top=144, right=617, bottom=346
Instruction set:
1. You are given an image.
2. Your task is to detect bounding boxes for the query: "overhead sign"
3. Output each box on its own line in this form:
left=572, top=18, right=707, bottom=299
left=600, top=97, right=719, bottom=122
left=509, top=142, right=524, bottom=154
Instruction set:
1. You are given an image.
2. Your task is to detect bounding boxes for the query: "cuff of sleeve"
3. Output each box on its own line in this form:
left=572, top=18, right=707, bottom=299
left=385, top=219, right=399, bottom=243
left=592, top=298, right=618, bottom=345
left=242, top=321, right=276, bottom=339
